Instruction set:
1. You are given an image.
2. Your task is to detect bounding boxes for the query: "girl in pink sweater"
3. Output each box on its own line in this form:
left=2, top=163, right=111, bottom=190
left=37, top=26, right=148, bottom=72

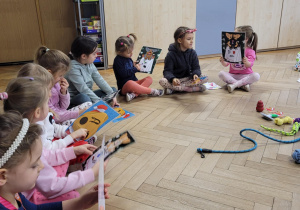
left=219, top=25, right=260, bottom=93
left=1, top=75, right=102, bottom=204
left=34, top=46, right=91, bottom=126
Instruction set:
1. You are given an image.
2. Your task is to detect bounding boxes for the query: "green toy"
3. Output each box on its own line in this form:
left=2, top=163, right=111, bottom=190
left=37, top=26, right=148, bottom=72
left=261, top=122, right=300, bottom=136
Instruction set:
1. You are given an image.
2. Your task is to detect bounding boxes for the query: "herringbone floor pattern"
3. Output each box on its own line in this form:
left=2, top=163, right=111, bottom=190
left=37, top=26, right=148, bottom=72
left=1, top=48, right=300, bottom=210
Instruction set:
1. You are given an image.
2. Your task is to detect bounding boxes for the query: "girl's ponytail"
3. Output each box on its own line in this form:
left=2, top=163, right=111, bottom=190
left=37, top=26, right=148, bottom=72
left=127, top=33, right=137, bottom=42
left=115, top=33, right=137, bottom=53
left=251, top=32, right=258, bottom=55
left=34, top=46, right=49, bottom=64
left=34, top=46, right=70, bottom=74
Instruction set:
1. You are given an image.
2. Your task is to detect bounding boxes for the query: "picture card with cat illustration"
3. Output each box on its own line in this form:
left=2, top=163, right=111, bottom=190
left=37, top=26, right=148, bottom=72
left=222, top=31, right=246, bottom=64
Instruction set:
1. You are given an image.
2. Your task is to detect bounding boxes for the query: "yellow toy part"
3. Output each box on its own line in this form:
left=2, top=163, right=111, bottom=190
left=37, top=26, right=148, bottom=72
left=274, top=116, right=293, bottom=126
left=114, top=107, right=125, bottom=119
left=73, top=105, right=109, bottom=140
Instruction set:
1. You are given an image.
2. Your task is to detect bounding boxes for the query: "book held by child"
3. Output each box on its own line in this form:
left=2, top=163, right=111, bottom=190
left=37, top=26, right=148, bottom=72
left=137, top=46, right=162, bottom=74
left=222, top=31, right=246, bottom=64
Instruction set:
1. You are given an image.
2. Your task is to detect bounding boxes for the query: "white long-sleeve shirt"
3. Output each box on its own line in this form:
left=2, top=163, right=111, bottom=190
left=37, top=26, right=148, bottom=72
left=36, top=112, right=74, bottom=150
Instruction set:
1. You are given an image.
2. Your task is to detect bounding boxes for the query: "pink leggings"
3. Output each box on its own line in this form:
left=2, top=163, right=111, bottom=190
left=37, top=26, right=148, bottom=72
left=218, top=71, right=260, bottom=87
left=121, top=76, right=153, bottom=96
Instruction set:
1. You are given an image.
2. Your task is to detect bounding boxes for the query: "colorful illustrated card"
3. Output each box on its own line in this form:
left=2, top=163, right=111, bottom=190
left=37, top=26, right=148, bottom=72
left=66, top=100, right=119, bottom=141
left=222, top=31, right=246, bottom=64
left=203, top=82, right=221, bottom=90
left=112, top=107, right=135, bottom=123
left=82, top=131, right=136, bottom=170
left=137, top=46, right=162, bottom=74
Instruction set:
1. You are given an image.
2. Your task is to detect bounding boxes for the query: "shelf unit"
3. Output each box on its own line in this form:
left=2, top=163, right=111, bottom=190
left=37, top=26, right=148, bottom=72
left=73, top=0, right=108, bottom=69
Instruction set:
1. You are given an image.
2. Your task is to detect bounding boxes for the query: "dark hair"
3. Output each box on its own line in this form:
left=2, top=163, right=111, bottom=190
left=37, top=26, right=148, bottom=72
left=0, top=112, right=42, bottom=169
left=17, top=63, right=54, bottom=88
left=34, top=46, right=70, bottom=75
left=115, top=33, right=137, bottom=53
left=3, top=77, right=49, bottom=121
left=70, top=36, right=98, bottom=60
left=173, top=26, right=192, bottom=50
left=235, top=25, right=258, bottom=55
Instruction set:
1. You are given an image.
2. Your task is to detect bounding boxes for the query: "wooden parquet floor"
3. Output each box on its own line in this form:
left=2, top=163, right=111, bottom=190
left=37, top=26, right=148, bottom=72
left=1, top=48, right=300, bottom=209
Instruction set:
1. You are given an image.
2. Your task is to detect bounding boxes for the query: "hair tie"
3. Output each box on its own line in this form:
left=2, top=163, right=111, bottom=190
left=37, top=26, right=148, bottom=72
left=24, top=77, right=34, bottom=81
left=121, top=42, right=124, bottom=45
left=179, top=28, right=197, bottom=37
left=127, top=34, right=130, bottom=38
left=0, top=119, right=29, bottom=168
left=46, top=48, right=50, bottom=52
left=0, top=92, right=8, bottom=100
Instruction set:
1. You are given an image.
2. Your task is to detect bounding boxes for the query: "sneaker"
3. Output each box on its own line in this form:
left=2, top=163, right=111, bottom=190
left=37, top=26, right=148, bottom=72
left=151, top=89, right=164, bottom=96
left=227, top=84, right=235, bottom=93
left=240, top=84, right=250, bottom=92
left=126, top=93, right=135, bottom=102
left=165, top=88, right=173, bottom=95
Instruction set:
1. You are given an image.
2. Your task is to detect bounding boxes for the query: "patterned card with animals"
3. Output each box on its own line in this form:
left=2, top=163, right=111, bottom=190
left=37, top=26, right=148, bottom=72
left=82, top=131, right=136, bottom=170
left=66, top=100, right=119, bottom=141
left=137, top=46, right=162, bottom=74
left=222, top=31, right=246, bottom=64
left=112, top=107, right=135, bottom=123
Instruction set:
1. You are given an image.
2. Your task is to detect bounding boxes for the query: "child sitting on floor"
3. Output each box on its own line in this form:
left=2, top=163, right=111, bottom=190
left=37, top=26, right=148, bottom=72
left=113, top=33, right=164, bottom=102
left=159, top=26, right=208, bottom=95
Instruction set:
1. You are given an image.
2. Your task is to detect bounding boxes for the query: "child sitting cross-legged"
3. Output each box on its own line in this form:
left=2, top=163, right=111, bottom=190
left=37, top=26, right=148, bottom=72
left=113, top=33, right=164, bottom=102
left=159, top=26, right=208, bottom=94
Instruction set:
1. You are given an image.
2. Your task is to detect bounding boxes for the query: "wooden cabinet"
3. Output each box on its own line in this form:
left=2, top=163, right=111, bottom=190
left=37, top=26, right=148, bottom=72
left=278, top=0, right=300, bottom=48
left=235, top=0, right=283, bottom=50
left=38, top=0, right=77, bottom=54
left=0, top=0, right=42, bottom=63
left=0, top=0, right=76, bottom=64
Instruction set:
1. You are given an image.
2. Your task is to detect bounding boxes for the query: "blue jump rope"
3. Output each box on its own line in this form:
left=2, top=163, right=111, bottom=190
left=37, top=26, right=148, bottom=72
left=197, top=127, right=300, bottom=159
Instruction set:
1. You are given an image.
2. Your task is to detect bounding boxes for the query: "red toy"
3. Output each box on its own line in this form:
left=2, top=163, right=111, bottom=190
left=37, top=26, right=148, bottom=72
left=256, top=100, right=264, bottom=112
left=68, top=140, right=89, bottom=165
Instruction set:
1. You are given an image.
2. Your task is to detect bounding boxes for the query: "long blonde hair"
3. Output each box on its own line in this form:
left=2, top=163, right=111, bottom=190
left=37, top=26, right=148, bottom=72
left=17, top=63, right=54, bottom=88
left=3, top=77, right=49, bottom=121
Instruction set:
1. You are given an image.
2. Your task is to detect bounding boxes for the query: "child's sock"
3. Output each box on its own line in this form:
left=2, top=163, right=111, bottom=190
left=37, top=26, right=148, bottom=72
left=150, top=89, right=164, bottom=96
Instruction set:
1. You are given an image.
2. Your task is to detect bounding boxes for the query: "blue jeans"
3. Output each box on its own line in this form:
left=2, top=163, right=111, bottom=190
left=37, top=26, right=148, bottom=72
left=69, top=87, right=117, bottom=108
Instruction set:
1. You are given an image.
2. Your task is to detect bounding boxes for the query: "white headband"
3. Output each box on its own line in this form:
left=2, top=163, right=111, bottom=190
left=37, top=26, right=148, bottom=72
left=0, top=119, right=30, bottom=168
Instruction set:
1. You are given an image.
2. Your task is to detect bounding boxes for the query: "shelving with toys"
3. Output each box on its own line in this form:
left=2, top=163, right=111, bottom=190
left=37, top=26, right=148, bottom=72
left=73, top=0, right=107, bottom=69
